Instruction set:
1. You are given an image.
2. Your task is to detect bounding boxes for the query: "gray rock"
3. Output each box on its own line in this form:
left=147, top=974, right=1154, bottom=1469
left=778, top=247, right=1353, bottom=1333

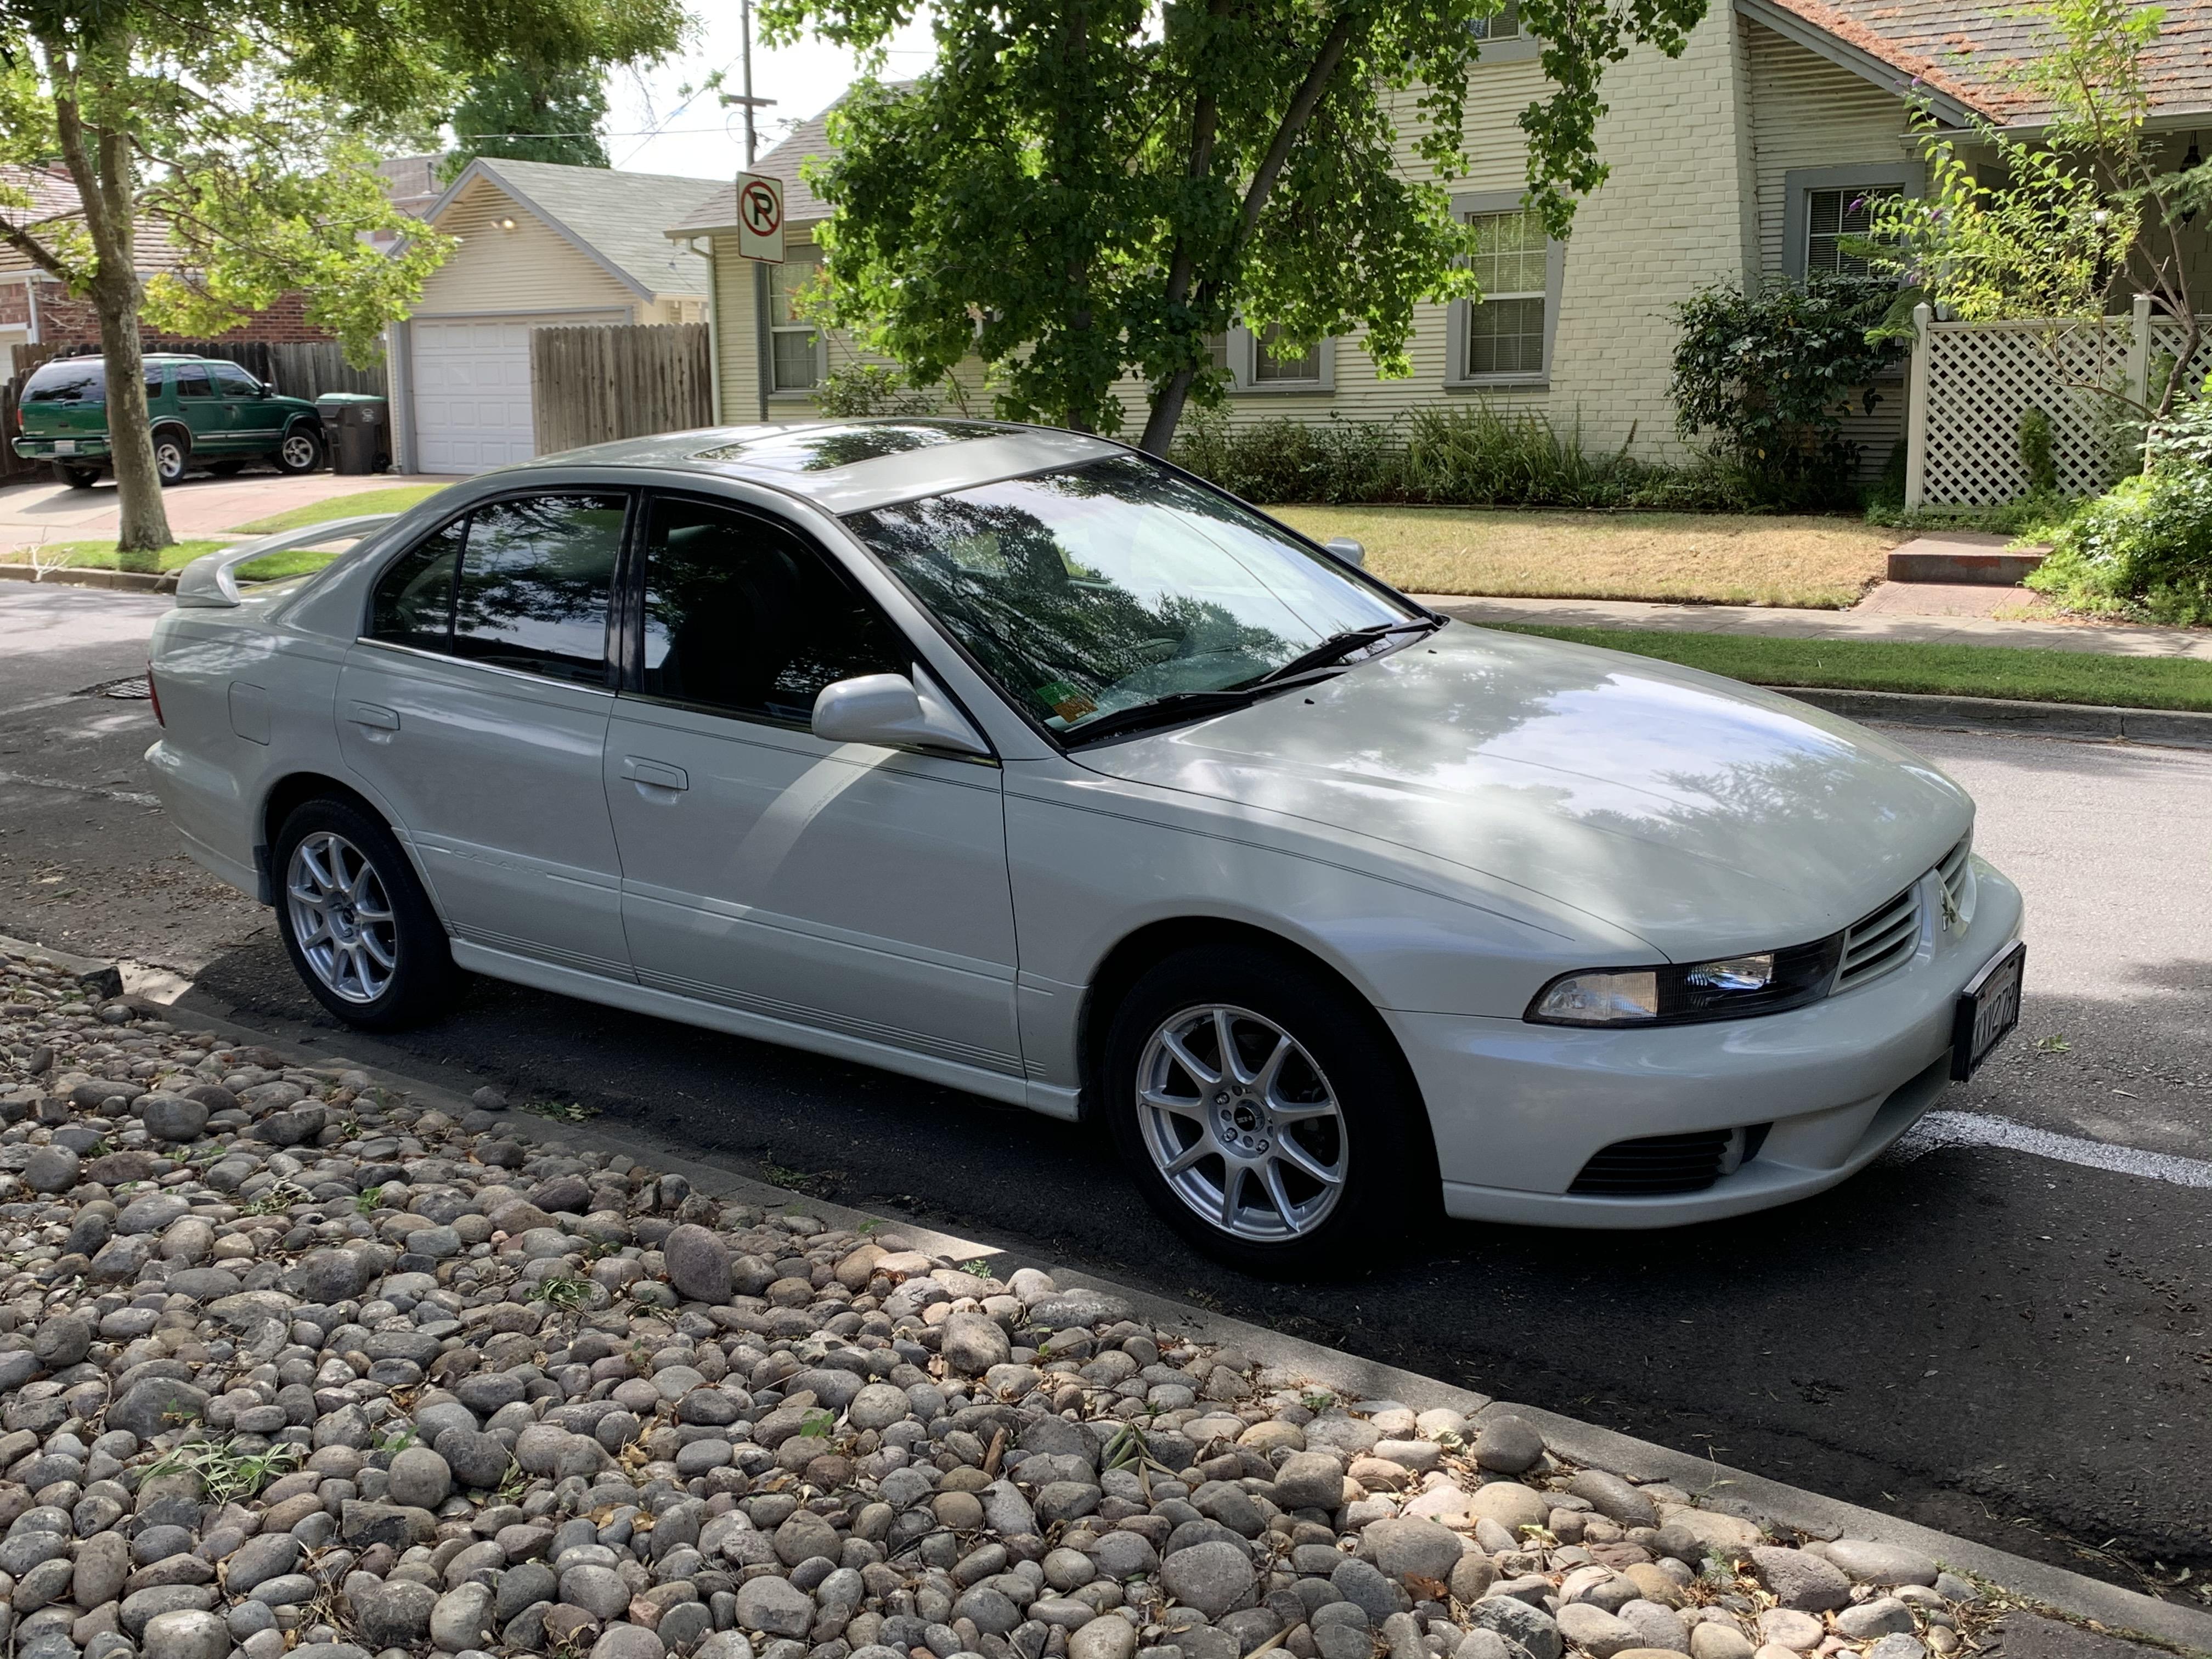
left=286, top=1248, right=376, bottom=1304
left=849, top=1382, right=910, bottom=1431
left=1454, top=1634, right=1513, bottom=1659
left=774, top=1507, right=841, bottom=1567
left=1474, top=1415, right=1546, bottom=1474
left=1821, top=1542, right=1941, bottom=1588
left=1933, top=1575, right=1979, bottom=1605
left=561, top=1565, right=631, bottom=1621
left=1365, top=1517, right=1464, bottom=1583
left=109, top=1376, right=210, bottom=1438
left=1616, top=1600, right=1688, bottom=1653
left=1469, top=1596, right=1562, bottom=1659
left=1329, top=1559, right=1398, bottom=1626
left=31, top=1314, right=91, bottom=1369
left=223, top=1533, right=300, bottom=1593
left=1070, top=1617, right=1139, bottom=1659
left=593, top=1627, right=669, bottom=1659
left=437, top=1426, right=512, bottom=1490
left=1568, top=1470, right=1659, bottom=1531
left=1747, top=1548, right=1851, bottom=1614
left=1269, top=1451, right=1346, bottom=1511
left=24, top=1144, right=78, bottom=1193
left=940, top=1311, right=1012, bottom=1377
left=387, top=1446, right=453, bottom=1509
left=1837, top=1601, right=1918, bottom=1640
left=1163, top=1541, right=1257, bottom=1619
left=137, top=1093, right=210, bottom=1143
left=1865, top=1638, right=1927, bottom=1659
left=951, top=1587, right=1022, bottom=1637
left=349, top=1579, right=435, bottom=1647
left=664, top=1223, right=733, bottom=1302
left=735, top=1575, right=815, bottom=1638
left=1688, top=1626, right=1755, bottom=1659
left=430, top=1583, right=493, bottom=1651
left=1556, top=1604, right=1641, bottom=1659
left=140, top=1610, right=229, bottom=1659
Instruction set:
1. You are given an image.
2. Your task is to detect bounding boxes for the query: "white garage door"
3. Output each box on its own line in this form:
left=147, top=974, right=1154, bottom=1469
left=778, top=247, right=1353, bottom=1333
left=410, top=314, right=619, bottom=474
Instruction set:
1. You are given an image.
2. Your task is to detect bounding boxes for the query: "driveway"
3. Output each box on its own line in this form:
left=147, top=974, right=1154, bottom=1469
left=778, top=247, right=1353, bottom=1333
left=0, top=469, right=459, bottom=551
left=1, top=583, right=2207, bottom=1600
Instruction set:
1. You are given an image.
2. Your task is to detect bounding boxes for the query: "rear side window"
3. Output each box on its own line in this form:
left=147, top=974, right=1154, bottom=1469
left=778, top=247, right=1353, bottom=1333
left=368, top=495, right=624, bottom=684
left=176, top=366, right=213, bottom=398
left=23, top=362, right=103, bottom=404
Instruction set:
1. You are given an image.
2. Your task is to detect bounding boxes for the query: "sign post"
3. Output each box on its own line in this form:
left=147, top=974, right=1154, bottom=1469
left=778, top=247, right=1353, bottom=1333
left=736, top=172, right=785, bottom=264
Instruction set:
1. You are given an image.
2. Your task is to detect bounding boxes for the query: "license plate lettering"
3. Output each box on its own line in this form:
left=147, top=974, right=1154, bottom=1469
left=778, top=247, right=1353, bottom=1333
left=1951, top=941, right=2025, bottom=1080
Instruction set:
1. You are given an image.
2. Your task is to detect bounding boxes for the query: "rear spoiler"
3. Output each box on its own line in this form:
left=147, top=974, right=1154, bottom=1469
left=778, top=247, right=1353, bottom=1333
left=173, top=514, right=402, bottom=608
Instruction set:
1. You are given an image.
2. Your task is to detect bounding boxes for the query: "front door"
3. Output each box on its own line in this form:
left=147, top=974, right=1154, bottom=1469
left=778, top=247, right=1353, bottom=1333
left=603, top=493, right=1024, bottom=1080
left=337, top=492, right=633, bottom=980
left=172, top=362, right=236, bottom=452
left=213, top=360, right=283, bottom=454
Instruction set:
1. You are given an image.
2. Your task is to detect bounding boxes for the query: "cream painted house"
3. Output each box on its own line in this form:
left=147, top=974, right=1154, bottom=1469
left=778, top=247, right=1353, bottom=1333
left=666, top=0, right=2212, bottom=477
left=387, top=159, right=720, bottom=474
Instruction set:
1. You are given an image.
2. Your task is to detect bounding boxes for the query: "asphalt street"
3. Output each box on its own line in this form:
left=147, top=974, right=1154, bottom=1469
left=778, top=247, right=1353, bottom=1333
left=2, top=583, right=2207, bottom=1601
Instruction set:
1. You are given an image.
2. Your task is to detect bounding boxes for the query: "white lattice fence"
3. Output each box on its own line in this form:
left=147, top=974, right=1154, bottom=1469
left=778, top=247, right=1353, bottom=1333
left=1914, top=318, right=2131, bottom=506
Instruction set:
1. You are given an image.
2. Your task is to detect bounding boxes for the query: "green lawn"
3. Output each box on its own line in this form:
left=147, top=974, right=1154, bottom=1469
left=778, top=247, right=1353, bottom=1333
left=14, top=482, right=453, bottom=582
left=231, top=482, right=450, bottom=534
left=1490, top=624, right=2212, bottom=713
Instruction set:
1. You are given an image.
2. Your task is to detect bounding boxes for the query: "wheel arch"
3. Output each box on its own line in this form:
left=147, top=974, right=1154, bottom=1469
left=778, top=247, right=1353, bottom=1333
left=1074, top=916, right=1429, bottom=1130
left=257, top=771, right=424, bottom=906
left=150, top=418, right=191, bottom=449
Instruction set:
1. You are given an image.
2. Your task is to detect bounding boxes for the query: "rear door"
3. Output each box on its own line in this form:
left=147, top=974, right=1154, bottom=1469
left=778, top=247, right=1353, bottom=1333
left=337, top=491, right=634, bottom=980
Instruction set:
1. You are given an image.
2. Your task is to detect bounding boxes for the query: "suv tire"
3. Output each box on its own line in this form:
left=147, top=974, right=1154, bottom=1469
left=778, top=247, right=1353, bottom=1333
left=273, top=796, right=459, bottom=1030
left=1102, top=942, right=1438, bottom=1277
left=152, top=428, right=190, bottom=486
left=273, top=424, right=323, bottom=475
left=52, top=463, right=98, bottom=489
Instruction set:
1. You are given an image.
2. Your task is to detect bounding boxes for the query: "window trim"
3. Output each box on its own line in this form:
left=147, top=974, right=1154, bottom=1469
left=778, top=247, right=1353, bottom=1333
left=359, top=488, right=633, bottom=690
left=763, top=245, right=828, bottom=397
left=1468, top=3, right=1543, bottom=63
left=1780, top=162, right=1922, bottom=281
left=1444, top=191, right=1564, bottom=391
left=1223, top=325, right=1336, bottom=395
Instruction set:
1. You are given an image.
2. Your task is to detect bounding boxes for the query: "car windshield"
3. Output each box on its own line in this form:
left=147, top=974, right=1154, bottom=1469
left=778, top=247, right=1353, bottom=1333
left=843, top=454, right=1414, bottom=735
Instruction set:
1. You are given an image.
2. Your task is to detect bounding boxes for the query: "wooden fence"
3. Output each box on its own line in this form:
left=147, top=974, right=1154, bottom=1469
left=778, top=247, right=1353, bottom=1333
left=531, top=323, right=712, bottom=455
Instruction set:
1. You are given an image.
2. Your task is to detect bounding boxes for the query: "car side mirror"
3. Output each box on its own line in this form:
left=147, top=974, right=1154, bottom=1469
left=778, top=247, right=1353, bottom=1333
left=1323, top=537, right=1366, bottom=568
left=812, top=669, right=991, bottom=757
left=255, top=385, right=270, bottom=398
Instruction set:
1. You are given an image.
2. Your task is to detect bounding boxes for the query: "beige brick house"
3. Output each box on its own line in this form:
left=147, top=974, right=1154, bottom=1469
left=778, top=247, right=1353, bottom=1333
left=667, top=0, right=2212, bottom=471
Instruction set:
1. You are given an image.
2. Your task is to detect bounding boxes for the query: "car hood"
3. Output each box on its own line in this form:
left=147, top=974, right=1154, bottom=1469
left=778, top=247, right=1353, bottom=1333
left=1071, top=623, right=1973, bottom=958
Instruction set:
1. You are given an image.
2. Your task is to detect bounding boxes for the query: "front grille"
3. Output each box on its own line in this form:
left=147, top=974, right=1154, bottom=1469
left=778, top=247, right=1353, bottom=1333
left=1936, top=836, right=1975, bottom=930
left=1838, top=883, right=1920, bottom=992
left=1570, top=1123, right=1771, bottom=1197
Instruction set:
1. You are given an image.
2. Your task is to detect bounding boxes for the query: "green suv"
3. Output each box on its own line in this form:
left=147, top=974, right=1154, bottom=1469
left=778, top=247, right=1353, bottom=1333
left=13, top=353, right=325, bottom=488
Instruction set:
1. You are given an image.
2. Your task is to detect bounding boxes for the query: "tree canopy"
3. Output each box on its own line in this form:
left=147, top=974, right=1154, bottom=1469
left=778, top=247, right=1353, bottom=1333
left=759, top=0, right=1709, bottom=451
left=443, top=57, right=624, bottom=176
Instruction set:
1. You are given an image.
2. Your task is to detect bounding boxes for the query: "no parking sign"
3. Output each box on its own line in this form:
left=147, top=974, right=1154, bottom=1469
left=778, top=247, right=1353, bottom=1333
left=736, top=172, right=784, bottom=263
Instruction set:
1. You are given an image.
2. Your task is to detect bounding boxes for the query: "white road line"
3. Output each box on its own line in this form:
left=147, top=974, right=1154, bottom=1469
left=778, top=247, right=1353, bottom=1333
left=1888, top=1109, right=2212, bottom=1188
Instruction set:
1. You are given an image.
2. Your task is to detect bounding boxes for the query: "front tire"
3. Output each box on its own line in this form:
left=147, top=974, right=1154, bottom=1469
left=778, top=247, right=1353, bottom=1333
left=274, top=797, right=456, bottom=1030
left=1103, top=943, right=1438, bottom=1277
left=52, top=462, right=98, bottom=489
left=273, top=424, right=323, bottom=475
left=152, top=428, right=190, bottom=486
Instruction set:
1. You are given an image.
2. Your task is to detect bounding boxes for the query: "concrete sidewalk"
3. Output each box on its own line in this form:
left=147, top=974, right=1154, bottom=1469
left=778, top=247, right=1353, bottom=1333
left=0, top=469, right=453, bottom=550
left=1420, top=591, right=2212, bottom=660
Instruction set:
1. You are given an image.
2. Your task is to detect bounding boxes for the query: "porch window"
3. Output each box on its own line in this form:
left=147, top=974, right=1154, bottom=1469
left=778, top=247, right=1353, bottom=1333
left=767, top=246, right=823, bottom=392
left=1803, top=185, right=1900, bottom=277
left=1465, top=208, right=1549, bottom=376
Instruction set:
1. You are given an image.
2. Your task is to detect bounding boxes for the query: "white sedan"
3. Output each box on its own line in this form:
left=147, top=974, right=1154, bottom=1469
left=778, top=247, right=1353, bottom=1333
left=144, top=420, right=2024, bottom=1273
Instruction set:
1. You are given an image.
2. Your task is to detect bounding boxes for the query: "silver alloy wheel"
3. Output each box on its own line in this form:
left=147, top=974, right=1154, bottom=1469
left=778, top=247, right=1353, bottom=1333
left=154, top=436, right=186, bottom=482
left=286, top=831, right=399, bottom=1005
left=280, top=431, right=318, bottom=470
left=1136, top=1003, right=1348, bottom=1240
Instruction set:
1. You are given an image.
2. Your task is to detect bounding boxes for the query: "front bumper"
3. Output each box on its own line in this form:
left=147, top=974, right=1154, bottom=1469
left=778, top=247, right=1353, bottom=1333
left=1388, top=858, right=2024, bottom=1228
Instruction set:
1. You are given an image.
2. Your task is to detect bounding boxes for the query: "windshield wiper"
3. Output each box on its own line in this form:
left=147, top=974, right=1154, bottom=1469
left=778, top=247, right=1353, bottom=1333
left=1244, top=617, right=1441, bottom=687
left=1059, top=670, right=1346, bottom=747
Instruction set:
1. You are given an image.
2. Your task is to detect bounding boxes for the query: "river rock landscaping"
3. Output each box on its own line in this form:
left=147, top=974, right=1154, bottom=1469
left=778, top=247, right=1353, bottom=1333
left=0, top=939, right=1999, bottom=1659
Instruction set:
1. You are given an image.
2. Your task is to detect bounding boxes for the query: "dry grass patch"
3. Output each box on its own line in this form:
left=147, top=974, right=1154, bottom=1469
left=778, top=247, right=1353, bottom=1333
left=1274, top=505, right=1904, bottom=610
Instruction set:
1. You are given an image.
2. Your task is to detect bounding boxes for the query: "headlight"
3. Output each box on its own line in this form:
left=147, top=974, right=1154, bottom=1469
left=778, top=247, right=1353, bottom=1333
left=1527, top=937, right=1843, bottom=1026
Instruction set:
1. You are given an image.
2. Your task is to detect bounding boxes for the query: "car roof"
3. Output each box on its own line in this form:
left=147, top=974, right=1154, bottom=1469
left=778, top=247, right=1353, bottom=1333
left=31, top=353, right=229, bottom=368
left=505, top=417, right=1130, bottom=515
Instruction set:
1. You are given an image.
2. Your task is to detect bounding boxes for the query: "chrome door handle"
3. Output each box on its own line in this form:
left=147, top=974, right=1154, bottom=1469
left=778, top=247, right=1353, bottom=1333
left=621, top=756, right=689, bottom=792
left=348, top=702, right=400, bottom=731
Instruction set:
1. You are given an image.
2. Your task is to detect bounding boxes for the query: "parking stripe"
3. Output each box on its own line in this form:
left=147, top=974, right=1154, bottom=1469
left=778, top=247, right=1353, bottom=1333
left=1889, top=1109, right=2212, bottom=1188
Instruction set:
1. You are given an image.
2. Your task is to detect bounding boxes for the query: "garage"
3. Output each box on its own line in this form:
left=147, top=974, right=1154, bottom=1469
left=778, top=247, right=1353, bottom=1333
left=408, top=318, right=539, bottom=474
left=385, top=158, right=718, bottom=475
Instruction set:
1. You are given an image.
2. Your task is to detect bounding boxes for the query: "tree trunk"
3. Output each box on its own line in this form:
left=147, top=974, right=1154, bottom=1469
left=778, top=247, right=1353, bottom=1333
left=97, top=292, right=171, bottom=566
left=1140, top=367, right=1195, bottom=456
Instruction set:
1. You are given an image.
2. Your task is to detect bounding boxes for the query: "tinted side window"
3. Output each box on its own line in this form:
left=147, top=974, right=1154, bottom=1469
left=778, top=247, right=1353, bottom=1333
left=144, top=367, right=165, bottom=399
left=212, top=363, right=259, bottom=397
left=640, top=497, right=908, bottom=723
left=369, top=520, right=465, bottom=651
left=24, top=363, right=104, bottom=404
left=176, top=366, right=213, bottom=398
left=452, top=495, right=624, bottom=682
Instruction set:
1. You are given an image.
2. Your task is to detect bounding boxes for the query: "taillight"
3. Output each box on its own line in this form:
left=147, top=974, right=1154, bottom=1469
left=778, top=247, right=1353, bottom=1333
left=146, top=662, right=165, bottom=727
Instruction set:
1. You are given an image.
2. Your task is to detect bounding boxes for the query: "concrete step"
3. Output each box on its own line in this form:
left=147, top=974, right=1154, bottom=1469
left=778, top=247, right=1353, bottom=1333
left=1886, top=531, right=2047, bottom=586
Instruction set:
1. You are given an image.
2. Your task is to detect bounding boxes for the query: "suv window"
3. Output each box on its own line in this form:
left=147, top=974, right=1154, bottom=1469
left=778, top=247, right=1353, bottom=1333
left=211, top=362, right=261, bottom=398
left=639, top=495, right=907, bottom=723
left=175, top=365, right=214, bottom=399
left=369, top=496, right=624, bottom=681
left=23, top=362, right=104, bottom=404
left=143, top=365, right=165, bottom=398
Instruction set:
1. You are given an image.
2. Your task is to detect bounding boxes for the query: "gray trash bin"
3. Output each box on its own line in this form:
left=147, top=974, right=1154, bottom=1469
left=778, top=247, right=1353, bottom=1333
left=317, top=393, right=390, bottom=475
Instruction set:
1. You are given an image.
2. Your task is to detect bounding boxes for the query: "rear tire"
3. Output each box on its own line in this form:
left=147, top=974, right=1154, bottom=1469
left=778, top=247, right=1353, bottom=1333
left=272, top=424, right=323, bottom=475
left=52, top=463, right=98, bottom=489
left=152, top=428, right=190, bottom=486
left=273, top=796, right=457, bottom=1030
left=1102, top=943, right=1438, bottom=1277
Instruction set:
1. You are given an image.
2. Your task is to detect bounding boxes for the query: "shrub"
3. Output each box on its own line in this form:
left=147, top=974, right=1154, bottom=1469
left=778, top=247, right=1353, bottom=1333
left=2029, top=382, right=2212, bottom=622
left=1170, top=414, right=1397, bottom=504
left=816, top=362, right=940, bottom=417
left=2019, top=407, right=2059, bottom=496
left=1669, top=274, right=1905, bottom=509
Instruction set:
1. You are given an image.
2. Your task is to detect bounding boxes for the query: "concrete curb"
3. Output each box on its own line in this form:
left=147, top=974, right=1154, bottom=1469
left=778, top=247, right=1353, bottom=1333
left=0, top=564, right=174, bottom=593
left=0, top=930, right=123, bottom=998
left=1767, top=686, right=2212, bottom=750
left=17, top=946, right=2197, bottom=1654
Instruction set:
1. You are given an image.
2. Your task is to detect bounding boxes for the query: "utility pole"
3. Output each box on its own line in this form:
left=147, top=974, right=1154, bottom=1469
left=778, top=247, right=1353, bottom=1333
left=727, top=0, right=778, bottom=419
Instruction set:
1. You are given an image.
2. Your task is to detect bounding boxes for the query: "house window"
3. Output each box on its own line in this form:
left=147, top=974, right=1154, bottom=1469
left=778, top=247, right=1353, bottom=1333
left=1465, top=208, right=1549, bottom=376
left=1251, top=325, right=1323, bottom=385
left=1804, top=185, right=1899, bottom=276
left=767, top=247, right=823, bottom=392
left=1470, top=1, right=1519, bottom=37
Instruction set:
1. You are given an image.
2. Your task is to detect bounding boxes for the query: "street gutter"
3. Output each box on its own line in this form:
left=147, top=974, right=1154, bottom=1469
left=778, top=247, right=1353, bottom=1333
left=8, top=929, right=2200, bottom=1655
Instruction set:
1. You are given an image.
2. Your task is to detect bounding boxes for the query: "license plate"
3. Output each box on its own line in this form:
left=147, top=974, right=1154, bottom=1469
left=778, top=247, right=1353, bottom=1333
left=1950, top=940, right=2025, bottom=1080
left=52, top=440, right=75, bottom=455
